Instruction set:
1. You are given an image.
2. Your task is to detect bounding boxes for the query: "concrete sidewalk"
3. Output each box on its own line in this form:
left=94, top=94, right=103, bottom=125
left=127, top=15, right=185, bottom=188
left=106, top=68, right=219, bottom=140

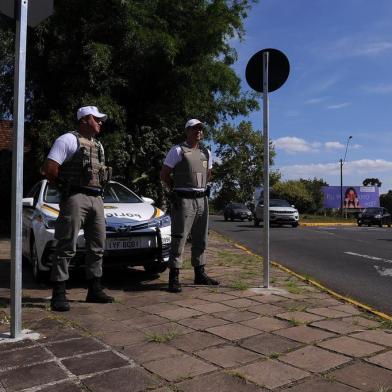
left=1, top=233, right=392, bottom=391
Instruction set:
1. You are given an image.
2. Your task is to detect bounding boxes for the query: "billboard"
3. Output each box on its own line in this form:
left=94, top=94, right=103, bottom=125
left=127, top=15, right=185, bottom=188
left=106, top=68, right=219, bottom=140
left=322, top=186, right=380, bottom=209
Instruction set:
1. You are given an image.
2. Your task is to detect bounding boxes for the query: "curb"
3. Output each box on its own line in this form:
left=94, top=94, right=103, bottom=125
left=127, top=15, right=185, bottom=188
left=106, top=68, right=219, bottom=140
left=212, top=231, right=392, bottom=321
left=301, top=222, right=356, bottom=227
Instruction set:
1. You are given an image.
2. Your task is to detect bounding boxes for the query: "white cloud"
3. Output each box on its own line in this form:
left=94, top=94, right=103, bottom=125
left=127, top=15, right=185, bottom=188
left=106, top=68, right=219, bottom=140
left=325, top=141, right=345, bottom=150
left=363, top=84, right=392, bottom=94
left=326, top=102, right=351, bottom=110
left=273, top=137, right=320, bottom=153
left=305, top=97, right=326, bottom=104
left=280, top=159, right=392, bottom=180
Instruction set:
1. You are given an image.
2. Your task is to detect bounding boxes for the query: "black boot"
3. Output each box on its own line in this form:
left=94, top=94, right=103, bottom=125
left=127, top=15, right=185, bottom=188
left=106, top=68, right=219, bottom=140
left=168, top=268, right=182, bottom=293
left=51, top=281, right=70, bottom=312
left=194, top=265, right=220, bottom=285
left=86, top=277, right=114, bottom=303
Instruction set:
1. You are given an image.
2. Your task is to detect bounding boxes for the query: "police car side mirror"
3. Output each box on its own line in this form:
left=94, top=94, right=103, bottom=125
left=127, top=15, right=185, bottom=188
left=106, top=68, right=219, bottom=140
left=22, top=197, right=34, bottom=208
left=141, top=197, right=154, bottom=205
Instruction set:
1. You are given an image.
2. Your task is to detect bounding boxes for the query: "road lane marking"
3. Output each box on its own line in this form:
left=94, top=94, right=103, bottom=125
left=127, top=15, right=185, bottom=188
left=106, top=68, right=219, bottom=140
left=345, top=252, right=392, bottom=264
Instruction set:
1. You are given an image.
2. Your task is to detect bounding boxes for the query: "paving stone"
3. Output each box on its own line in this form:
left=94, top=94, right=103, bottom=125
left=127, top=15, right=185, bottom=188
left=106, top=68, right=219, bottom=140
left=47, top=337, right=106, bottom=358
left=173, top=298, right=212, bottom=307
left=351, top=330, right=392, bottom=347
left=40, top=381, right=83, bottom=392
left=120, top=314, right=168, bottom=329
left=367, top=350, right=392, bottom=370
left=82, top=366, right=160, bottom=392
left=311, top=319, right=363, bottom=334
left=214, top=309, right=258, bottom=323
left=191, top=302, right=234, bottom=314
left=280, top=346, right=352, bottom=372
left=224, top=290, right=262, bottom=298
left=239, top=332, right=302, bottom=355
left=306, top=298, right=343, bottom=307
left=202, top=293, right=238, bottom=302
left=206, top=323, right=261, bottom=341
left=276, top=300, right=312, bottom=311
left=247, top=304, right=285, bottom=316
left=250, top=294, right=285, bottom=304
left=196, top=345, right=260, bottom=368
left=142, top=322, right=194, bottom=338
left=306, top=307, right=351, bottom=318
left=121, top=341, right=182, bottom=364
left=177, top=371, right=266, bottom=392
left=274, top=325, right=335, bottom=343
left=342, top=316, right=380, bottom=329
left=240, top=316, right=291, bottom=332
left=283, top=377, right=359, bottom=392
left=276, top=311, right=324, bottom=323
left=330, top=304, right=363, bottom=315
left=233, top=359, right=309, bottom=389
left=0, top=338, right=37, bottom=352
left=0, top=361, right=67, bottom=391
left=330, top=361, right=392, bottom=391
left=169, top=331, right=225, bottom=352
left=0, top=345, right=52, bottom=371
left=99, top=330, right=146, bottom=347
left=136, top=303, right=181, bottom=315
left=318, top=336, right=384, bottom=357
left=178, top=314, right=229, bottom=330
left=61, top=350, right=129, bottom=376
left=143, top=354, right=217, bottom=381
left=159, top=307, right=203, bottom=321
left=222, top=298, right=259, bottom=308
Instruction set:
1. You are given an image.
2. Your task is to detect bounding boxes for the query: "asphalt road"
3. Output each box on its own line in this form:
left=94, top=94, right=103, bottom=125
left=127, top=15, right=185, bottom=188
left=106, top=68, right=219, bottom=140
left=209, top=215, right=392, bottom=315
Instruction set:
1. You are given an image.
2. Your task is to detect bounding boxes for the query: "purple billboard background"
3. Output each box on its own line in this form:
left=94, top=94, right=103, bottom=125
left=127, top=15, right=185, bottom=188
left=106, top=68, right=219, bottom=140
left=322, top=186, right=380, bottom=209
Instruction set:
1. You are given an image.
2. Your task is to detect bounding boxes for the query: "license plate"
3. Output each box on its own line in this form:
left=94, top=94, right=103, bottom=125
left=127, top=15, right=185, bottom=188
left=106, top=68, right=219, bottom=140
left=105, top=237, right=155, bottom=250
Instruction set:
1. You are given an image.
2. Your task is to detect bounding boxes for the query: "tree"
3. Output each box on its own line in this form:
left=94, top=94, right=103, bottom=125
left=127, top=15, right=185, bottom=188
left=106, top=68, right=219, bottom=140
left=299, top=177, right=328, bottom=213
left=380, top=191, right=392, bottom=213
left=363, top=178, right=382, bottom=187
left=0, top=0, right=259, bottom=207
left=272, top=181, right=313, bottom=213
left=212, top=121, right=280, bottom=210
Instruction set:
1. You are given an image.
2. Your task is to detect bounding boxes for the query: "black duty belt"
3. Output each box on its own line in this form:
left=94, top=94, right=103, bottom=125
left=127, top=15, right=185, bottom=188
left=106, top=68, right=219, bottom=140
left=174, top=190, right=206, bottom=199
left=69, top=186, right=103, bottom=197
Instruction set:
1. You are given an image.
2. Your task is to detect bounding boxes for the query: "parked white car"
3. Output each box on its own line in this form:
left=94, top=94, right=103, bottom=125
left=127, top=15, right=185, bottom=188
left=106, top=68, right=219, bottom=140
left=22, top=180, right=171, bottom=281
left=254, top=198, right=299, bottom=227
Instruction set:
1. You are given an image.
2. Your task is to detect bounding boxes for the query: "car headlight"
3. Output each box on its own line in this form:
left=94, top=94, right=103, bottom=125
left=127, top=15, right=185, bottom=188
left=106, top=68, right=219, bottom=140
left=155, top=215, right=171, bottom=228
left=375, top=214, right=382, bottom=219
left=42, top=214, right=57, bottom=229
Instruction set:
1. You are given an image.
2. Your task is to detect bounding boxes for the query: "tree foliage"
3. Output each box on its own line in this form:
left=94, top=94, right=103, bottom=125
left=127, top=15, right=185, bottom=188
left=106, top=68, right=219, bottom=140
left=0, top=0, right=258, bottom=206
left=363, top=178, right=382, bottom=187
left=272, top=181, right=313, bottom=213
left=380, top=191, right=392, bottom=213
left=212, top=121, right=280, bottom=210
left=299, top=177, right=328, bottom=212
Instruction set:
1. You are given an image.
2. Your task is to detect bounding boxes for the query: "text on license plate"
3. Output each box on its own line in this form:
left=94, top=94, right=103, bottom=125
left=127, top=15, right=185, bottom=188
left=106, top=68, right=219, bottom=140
left=106, top=237, right=155, bottom=250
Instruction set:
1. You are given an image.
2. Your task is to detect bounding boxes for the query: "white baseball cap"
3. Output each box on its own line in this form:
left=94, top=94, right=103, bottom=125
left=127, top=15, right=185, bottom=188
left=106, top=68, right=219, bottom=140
left=77, top=106, right=107, bottom=122
left=185, top=119, right=203, bottom=129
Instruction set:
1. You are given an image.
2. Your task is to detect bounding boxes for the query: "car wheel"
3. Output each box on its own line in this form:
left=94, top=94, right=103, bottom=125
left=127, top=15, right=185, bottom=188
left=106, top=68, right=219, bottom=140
left=30, top=239, right=48, bottom=283
left=357, top=222, right=362, bottom=227
left=254, top=219, right=260, bottom=227
left=248, top=217, right=252, bottom=222
left=224, top=215, right=228, bottom=221
left=230, top=217, right=234, bottom=221
left=143, top=263, right=168, bottom=274
left=379, top=221, right=383, bottom=227
left=291, top=223, right=299, bottom=228
left=367, top=224, right=371, bottom=227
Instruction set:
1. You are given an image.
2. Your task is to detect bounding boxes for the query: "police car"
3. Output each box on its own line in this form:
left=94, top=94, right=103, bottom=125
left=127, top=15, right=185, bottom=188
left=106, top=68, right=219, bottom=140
left=22, top=180, right=171, bottom=281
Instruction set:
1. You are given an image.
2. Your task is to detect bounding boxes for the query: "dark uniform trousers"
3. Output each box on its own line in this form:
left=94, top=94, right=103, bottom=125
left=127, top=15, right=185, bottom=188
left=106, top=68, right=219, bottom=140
left=51, top=193, right=106, bottom=282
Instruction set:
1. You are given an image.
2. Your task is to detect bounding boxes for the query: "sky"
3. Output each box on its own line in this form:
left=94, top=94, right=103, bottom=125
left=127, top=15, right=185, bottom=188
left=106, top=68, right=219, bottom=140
left=231, top=0, right=392, bottom=193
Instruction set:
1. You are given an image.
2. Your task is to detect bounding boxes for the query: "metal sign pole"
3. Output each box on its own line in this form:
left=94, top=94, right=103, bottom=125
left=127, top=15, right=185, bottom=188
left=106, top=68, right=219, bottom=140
left=11, top=0, right=28, bottom=338
left=262, top=51, right=270, bottom=288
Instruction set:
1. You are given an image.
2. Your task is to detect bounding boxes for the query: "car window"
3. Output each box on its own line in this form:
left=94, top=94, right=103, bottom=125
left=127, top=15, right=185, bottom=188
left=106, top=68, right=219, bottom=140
left=43, top=184, right=61, bottom=203
left=231, top=203, right=246, bottom=209
left=103, top=183, right=142, bottom=203
left=269, top=199, right=291, bottom=207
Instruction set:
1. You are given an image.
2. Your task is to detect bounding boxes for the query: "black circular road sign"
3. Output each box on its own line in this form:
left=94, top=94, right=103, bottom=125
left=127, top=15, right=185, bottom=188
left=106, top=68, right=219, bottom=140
left=246, top=48, right=290, bottom=93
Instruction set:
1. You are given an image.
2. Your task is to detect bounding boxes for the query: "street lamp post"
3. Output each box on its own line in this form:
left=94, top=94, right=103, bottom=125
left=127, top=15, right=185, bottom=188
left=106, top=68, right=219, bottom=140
left=340, top=136, right=353, bottom=217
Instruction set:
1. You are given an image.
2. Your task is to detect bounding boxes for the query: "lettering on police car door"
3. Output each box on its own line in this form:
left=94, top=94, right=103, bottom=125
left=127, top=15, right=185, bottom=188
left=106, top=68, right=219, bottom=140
left=105, top=212, right=142, bottom=218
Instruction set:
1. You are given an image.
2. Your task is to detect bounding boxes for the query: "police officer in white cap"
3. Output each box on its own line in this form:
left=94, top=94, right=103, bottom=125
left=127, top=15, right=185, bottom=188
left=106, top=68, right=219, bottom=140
left=42, top=106, right=114, bottom=311
left=160, top=119, right=219, bottom=292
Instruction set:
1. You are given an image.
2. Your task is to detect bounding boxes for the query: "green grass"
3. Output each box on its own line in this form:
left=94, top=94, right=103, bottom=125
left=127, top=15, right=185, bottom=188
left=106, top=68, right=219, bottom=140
left=301, top=214, right=356, bottom=223
left=216, top=250, right=261, bottom=267
left=379, top=320, right=392, bottom=330
left=268, top=352, right=280, bottom=359
left=145, top=329, right=179, bottom=343
left=374, top=386, right=392, bottom=392
left=229, top=281, right=250, bottom=291
left=285, top=280, right=305, bottom=294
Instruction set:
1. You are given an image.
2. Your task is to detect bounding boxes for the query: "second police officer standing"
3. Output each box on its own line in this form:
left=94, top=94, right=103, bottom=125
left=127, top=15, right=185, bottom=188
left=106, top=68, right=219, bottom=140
left=43, top=106, right=114, bottom=311
left=160, top=119, right=220, bottom=292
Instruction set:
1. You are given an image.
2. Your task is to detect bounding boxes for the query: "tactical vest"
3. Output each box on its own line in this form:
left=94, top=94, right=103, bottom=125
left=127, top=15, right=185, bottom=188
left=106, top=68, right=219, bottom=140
left=58, top=131, right=112, bottom=189
left=173, top=143, right=209, bottom=189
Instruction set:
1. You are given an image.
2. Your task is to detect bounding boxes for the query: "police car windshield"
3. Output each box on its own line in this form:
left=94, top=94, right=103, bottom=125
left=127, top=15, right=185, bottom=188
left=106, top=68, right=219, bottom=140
left=103, top=183, right=142, bottom=203
left=43, top=182, right=142, bottom=204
